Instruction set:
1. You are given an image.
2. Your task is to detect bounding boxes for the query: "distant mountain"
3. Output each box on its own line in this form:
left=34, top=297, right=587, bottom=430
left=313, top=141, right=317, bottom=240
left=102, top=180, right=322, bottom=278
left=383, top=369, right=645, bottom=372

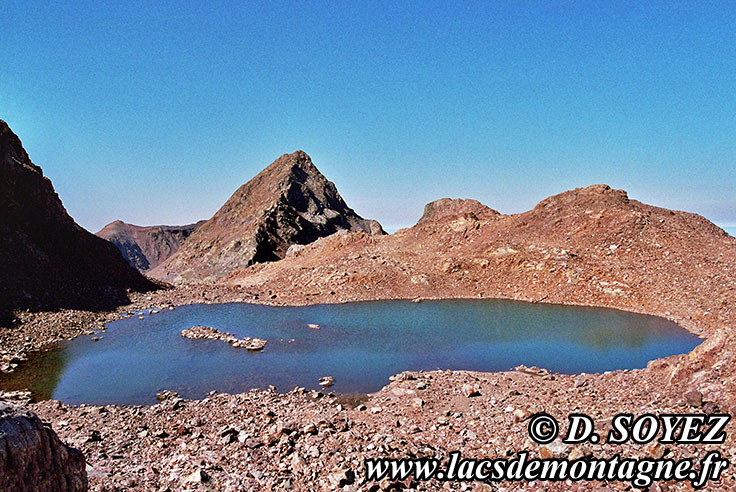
left=0, top=120, right=156, bottom=324
left=417, top=198, right=499, bottom=226
left=97, top=220, right=205, bottom=272
left=149, top=150, right=384, bottom=284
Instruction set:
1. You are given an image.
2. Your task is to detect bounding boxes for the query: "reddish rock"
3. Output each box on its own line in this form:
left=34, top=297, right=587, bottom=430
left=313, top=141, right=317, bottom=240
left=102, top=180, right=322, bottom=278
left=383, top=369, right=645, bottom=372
left=684, top=389, right=703, bottom=407
left=461, top=383, right=481, bottom=397
left=646, top=442, right=667, bottom=459
left=149, top=151, right=384, bottom=283
left=416, top=198, right=499, bottom=226
left=538, top=439, right=570, bottom=459
left=0, top=401, right=87, bottom=491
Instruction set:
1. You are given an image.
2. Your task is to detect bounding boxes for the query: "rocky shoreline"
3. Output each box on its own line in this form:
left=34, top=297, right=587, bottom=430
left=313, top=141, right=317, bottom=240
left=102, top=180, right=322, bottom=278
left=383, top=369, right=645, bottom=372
left=0, top=279, right=711, bottom=378
left=0, top=275, right=733, bottom=490
left=2, top=185, right=736, bottom=490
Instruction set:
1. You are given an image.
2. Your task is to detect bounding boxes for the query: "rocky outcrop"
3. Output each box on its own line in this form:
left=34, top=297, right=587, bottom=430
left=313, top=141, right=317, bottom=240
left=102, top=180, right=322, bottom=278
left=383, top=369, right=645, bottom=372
left=96, top=220, right=204, bottom=272
left=0, top=120, right=156, bottom=324
left=416, top=198, right=500, bottom=226
left=149, top=151, right=384, bottom=284
left=0, top=401, right=87, bottom=492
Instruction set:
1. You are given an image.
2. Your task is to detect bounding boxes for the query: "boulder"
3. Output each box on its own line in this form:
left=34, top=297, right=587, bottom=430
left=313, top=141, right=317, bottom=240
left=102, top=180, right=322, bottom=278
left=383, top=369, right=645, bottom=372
left=0, top=401, right=87, bottom=491
left=684, top=389, right=703, bottom=407
left=538, top=439, right=570, bottom=459
left=461, top=383, right=481, bottom=397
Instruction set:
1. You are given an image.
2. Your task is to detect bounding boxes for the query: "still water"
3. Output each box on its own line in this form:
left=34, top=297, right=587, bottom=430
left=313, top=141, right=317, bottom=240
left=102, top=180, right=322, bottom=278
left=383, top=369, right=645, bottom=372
left=0, top=300, right=700, bottom=405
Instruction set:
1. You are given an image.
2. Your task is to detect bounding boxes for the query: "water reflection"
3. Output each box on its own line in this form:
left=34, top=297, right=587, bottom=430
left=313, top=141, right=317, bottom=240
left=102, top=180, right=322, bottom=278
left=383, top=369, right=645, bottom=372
left=0, top=345, right=69, bottom=400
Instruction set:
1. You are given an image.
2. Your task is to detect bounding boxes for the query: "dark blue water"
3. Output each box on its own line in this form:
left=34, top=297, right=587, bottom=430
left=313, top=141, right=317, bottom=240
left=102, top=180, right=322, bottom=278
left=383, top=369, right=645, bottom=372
left=0, top=300, right=700, bottom=405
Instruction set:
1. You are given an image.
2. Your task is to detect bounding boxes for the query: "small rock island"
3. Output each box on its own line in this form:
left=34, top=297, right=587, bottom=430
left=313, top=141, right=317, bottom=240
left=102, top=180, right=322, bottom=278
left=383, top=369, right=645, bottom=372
left=180, top=326, right=267, bottom=351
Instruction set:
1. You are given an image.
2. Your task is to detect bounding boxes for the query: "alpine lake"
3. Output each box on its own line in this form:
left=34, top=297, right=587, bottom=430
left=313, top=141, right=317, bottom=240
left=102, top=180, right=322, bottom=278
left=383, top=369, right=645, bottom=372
left=0, top=299, right=701, bottom=405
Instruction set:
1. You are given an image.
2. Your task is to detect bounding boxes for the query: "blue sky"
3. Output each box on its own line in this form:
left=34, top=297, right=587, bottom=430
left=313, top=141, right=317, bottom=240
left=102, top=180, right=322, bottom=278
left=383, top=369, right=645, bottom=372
left=2, top=2, right=735, bottom=233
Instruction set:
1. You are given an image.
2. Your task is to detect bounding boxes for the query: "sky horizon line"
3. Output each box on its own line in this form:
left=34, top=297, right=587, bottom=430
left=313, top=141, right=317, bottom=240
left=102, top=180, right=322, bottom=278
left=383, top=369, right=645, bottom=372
left=38, top=146, right=736, bottom=235
left=5, top=3, right=734, bottom=233
left=5, top=118, right=735, bottom=235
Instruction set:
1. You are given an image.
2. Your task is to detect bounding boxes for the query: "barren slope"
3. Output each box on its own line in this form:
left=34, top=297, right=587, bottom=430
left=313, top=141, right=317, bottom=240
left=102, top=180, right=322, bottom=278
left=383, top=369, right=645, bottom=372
left=0, top=120, right=155, bottom=325
left=224, top=184, right=735, bottom=333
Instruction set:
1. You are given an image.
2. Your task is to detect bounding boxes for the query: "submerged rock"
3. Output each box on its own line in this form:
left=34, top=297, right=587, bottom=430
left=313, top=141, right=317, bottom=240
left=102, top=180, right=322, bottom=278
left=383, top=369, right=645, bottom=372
left=181, top=325, right=267, bottom=351
left=156, top=390, right=180, bottom=402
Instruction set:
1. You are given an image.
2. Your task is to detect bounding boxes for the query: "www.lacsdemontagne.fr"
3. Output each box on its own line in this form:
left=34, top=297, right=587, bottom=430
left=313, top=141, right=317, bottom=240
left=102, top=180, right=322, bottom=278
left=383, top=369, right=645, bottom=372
left=364, top=450, right=729, bottom=489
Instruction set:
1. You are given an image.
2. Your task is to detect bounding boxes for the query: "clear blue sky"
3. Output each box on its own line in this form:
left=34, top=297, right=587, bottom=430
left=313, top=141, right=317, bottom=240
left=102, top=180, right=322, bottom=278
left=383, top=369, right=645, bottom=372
left=3, top=1, right=735, bottom=233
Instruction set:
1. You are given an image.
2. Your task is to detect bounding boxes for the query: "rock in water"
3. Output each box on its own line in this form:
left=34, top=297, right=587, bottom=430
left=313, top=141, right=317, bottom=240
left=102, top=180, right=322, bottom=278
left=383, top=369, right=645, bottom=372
left=96, top=220, right=204, bottom=272
left=0, top=401, right=87, bottom=491
left=181, top=326, right=267, bottom=351
left=0, top=120, right=156, bottom=324
left=149, top=150, right=384, bottom=284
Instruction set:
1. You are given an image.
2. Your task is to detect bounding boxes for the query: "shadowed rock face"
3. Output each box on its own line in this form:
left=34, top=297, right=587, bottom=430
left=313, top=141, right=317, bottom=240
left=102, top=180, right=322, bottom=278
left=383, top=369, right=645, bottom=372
left=0, top=401, right=87, bottom=492
left=0, top=120, right=156, bottom=324
left=149, top=151, right=384, bottom=284
left=97, top=220, right=205, bottom=272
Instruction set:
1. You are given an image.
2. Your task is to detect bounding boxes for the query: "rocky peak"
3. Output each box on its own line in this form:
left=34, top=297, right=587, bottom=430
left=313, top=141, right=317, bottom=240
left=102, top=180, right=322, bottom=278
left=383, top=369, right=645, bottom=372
left=97, top=220, right=204, bottom=272
left=532, top=184, right=630, bottom=212
left=149, top=151, right=384, bottom=284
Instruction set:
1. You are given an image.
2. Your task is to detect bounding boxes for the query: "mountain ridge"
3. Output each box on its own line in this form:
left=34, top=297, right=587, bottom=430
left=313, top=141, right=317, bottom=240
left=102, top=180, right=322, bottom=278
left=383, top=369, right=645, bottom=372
left=97, top=220, right=205, bottom=272
left=221, top=183, right=736, bottom=316
left=0, top=120, right=156, bottom=324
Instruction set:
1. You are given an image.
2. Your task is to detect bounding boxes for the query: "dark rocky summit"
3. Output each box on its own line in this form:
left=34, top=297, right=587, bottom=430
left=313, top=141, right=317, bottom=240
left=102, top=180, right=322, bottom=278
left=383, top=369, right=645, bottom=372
left=96, top=220, right=204, bottom=272
left=0, top=120, right=156, bottom=325
left=0, top=401, right=87, bottom=491
left=150, top=150, right=384, bottom=283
